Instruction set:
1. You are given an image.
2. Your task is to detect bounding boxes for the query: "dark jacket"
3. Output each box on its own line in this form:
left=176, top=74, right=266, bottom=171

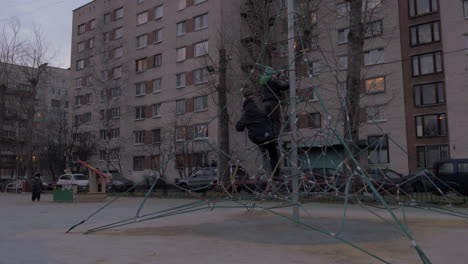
left=261, top=76, right=289, bottom=102
left=236, top=99, right=274, bottom=145
left=31, top=178, right=42, bottom=193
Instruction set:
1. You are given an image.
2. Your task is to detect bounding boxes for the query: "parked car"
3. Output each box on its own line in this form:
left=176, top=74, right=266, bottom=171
left=41, top=177, right=56, bottom=190
left=105, top=171, right=135, bottom=192
left=56, top=174, right=89, bottom=190
left=175, top=166, right=250, bottom=192
left=432, top=159, right=468, bottom=195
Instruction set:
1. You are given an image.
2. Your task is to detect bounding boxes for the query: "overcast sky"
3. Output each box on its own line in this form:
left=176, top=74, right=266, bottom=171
left=0, top=0, right=92, bottom=69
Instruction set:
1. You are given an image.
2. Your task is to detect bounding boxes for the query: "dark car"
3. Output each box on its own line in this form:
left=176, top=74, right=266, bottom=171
left=105, top=171, right=135, bottom=192
left=432, top=159, right=468, bottom=195
left=175, top=166, right=250, bottom=192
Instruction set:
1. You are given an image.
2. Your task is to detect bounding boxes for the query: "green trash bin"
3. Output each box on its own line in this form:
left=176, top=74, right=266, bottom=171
left=53, top=184, right=76, bottom=202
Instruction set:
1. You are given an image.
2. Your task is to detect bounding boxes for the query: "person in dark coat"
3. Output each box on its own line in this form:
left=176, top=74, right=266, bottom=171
left=236, top=86, right=280, bottom=181
left=260, top=67, right=289, bottom=137
left=31, top=173, right=43, bottom=202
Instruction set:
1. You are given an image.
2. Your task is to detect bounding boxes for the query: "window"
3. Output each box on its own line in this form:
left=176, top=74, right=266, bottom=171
left=337, top=28, right=349, bottom=44
left=135, top=106, right=146, bottom=119
left=368, top=135, right=389, bottom=164
left=176, top=99, right=186, bottom=114
left=104, top=13, right=111, bottom=24
left=113, top=47, right=123, bottom=59
left=194, top=14, right=208, bottom=30
left=194, top=96, right=208, bottom=111
left=76, top=59, right=85, bottom=70
left=365, top=0, right=382, bottom=9
left=194, top=124, right=208, bottom=139
left=78, top=24, right=86, bottom=34
left=136, top=58, right=147, bottom=72
left=74, top=96, right=82, bottom=106
left=194, top=41, right=208, bottom=56
left=110, top=128, right=120, bottom=139
left=78, top=41, right=85, bottom=52
left=103, top=32, right=110, bottom=43
left=337, top=56, right=348, bottom=70
left=99, top=150, right=106, bottom=161
left=133, top=156, right=145, bottom=171
left=416, top=113, right=447, bottom=137
left=153, top=78, right=162, bottom=93
left=336, top=2, right=350, bottom=16
left=459, top=163, right=468, bottom=174
left=110, top=149, right=120, bottom=160
left=176, top=21, right=186, bottom=37
left=412, top=51, right=442, bottom=76
left=415, top=82, right=445, bottom=106
left=194, top=68, right=209, bottom=84
left=111, top=87, right=121, bottom=98
left=417, top=144, right=449, bottom=168
left=152, top=129, right=161, bottom=143
left=410, top=21, right=440, bottom=46
left=152, top=155, right=160, bottom=168
left=177, top=0, right=186, bottom=10
left=135, top=82, right=146, bottom=96
left=114, top=27, right=123, bottom=39
left=364, top=48, right=384, bottom=65
left=112, top=66, right=122, bottom=79
left=176, top=127, right=186, bottom=141
left=154, top=54, right=162, bottom=67
left=304, top=86, right=319, bottom=101
left=176, top=47, right=186, bottom=62
left=152, top=103, right=161, bottom=117
left=136, top=34, right=148, bottom=49
left=154, top=28, right=163, bottom=43
left=114, top=7, right=124, bottom=20
left=155, top=5, right=163, bottom=19
left=409, top=0, right=438, bottom=17
left=365, top=20, right=383, bottom=38
left=365, top=76, right=385, bottom=93
left=111, top=107, right=120, bottom=119
left=137, top=11, right=148, bottom=25
left=366, top=105, right=386, bottom=122
left=464, top=0, right=468, bottom=18
left=310, top=61, right=324, bottom=75
left=438, top=163, right=455, bottom=176
left=89, top=19, right=96, bottom=30
left=76, top=78, right=84, bottom=88
left=176, top=73, right=186, bottom=88
left=194, top=0, right=207, bottom=4
left=88, top=38, right=94, bottom=49
left=100, top=130, right=106, bottom=140
left=308, top=113, right=321, bottom=128
left=99, top=109, right=105, bottom=120
left=82, top=112, right=92, bottom=123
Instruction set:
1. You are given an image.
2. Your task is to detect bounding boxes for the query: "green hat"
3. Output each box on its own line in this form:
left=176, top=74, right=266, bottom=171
left=264, top=66, right=277, bottom=76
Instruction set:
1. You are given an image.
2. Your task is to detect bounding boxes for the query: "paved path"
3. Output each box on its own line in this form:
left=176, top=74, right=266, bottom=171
left=1, top=193, right=468, bottom=264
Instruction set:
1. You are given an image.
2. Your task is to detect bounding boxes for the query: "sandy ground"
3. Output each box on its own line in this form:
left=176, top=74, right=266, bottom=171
left=1, top=192, right=468, bottom=264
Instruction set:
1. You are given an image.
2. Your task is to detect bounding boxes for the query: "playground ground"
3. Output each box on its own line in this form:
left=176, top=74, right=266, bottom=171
left=1, top=192, right=468, bottom=264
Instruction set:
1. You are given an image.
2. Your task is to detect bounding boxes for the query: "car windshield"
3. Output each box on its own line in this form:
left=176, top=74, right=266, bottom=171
left=112, top=173, right=125, bottom=180
left=74, top=175, right=87, bottom=180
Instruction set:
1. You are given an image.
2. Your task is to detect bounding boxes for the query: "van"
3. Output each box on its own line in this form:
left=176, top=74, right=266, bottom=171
left=432, top=159, right=468, bottom=195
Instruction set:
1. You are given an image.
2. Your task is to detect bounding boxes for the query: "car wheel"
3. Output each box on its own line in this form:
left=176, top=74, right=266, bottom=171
left=179, top=183, right=189, bottom=190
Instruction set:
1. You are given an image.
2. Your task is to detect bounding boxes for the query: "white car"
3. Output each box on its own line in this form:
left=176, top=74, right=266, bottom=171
left=56, top=174, right=89, bottom=189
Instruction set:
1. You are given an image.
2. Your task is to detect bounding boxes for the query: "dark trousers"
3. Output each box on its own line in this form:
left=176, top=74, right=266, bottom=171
left=260, top=141, right=280, bottom=181
left=32, top=191, right=41, bottom=202
left=264, top=100, right=281, bottom=137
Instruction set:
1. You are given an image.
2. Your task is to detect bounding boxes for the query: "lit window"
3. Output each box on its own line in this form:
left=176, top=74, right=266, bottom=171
left=365, top=76, right=385, bottom=93
left=194, top=41, right=208, bottom=56
left=136, top=58, right=147, bottom=72
left=194, top=124, right=208, bottom=139
left=416, top=113, right=447, bottom=137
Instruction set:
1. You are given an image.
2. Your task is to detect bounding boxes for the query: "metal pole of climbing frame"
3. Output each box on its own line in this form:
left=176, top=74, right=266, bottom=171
left=287, top=0, right=299, bottom=221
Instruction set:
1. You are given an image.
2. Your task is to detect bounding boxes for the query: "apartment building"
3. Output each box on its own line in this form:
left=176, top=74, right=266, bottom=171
left=70, top=0, right=246, bottom=180
left=0, top=64, right=70, bottom=179
left=70, top=0, right=467, bottom=180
